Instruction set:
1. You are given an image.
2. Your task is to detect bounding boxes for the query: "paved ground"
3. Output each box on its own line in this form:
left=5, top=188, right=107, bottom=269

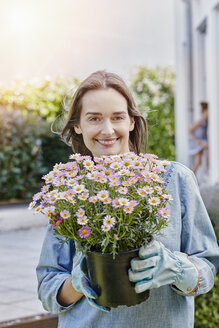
left=0, top=205, right=48, bottom=322
left=0, top=204, right=46, bottom=233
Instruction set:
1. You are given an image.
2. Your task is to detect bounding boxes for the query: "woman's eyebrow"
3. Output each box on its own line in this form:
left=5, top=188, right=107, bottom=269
left=85, top=112, right=102, bottom=116
left=85, top=111, right=127, bottom=116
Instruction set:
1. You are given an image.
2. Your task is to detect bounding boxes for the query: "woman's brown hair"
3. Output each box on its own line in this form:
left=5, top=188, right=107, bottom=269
left=61, top=70, right=147, bottom=156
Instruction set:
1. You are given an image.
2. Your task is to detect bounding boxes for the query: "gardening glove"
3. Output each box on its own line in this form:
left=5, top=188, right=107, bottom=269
left=129, top=239, right=199, bottom=295
left=71, top=256, right=110, bottom=312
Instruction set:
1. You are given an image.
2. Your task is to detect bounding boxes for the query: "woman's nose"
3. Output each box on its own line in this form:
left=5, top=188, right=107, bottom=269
left=102, top=119, right=114, bottom=134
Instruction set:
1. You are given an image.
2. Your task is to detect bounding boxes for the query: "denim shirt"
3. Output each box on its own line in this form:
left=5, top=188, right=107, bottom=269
left=36, top=162, right=219, bottom=328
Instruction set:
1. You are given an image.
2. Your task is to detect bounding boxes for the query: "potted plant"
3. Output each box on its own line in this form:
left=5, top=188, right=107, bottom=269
left=30, top=152, right=172, bottom=307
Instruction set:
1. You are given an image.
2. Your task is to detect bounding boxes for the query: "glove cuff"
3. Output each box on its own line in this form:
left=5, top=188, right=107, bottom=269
left=71, top=264, right=84, bottom=293
left=173, top=252, right=200, bottom=294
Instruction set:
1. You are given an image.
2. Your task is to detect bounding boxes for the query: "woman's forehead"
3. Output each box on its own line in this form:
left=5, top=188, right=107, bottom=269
left=81, top=88, right=128, bottom=113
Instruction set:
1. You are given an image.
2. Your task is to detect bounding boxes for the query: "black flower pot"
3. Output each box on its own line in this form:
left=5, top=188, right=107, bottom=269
left=86, top=249, right=150, bottom=308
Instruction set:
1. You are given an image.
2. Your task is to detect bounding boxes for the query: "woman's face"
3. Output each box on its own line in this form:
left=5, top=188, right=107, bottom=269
left=74, top=88, right=135, bottom=157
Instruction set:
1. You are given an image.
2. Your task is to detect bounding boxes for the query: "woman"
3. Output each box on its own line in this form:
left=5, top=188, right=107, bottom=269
left=36, top=71, right=218, bottom=328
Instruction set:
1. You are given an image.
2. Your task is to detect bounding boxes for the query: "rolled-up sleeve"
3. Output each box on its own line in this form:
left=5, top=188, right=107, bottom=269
left=36, top=226, right=76, bottom=313
left=173, top=169, right=219, bottom=296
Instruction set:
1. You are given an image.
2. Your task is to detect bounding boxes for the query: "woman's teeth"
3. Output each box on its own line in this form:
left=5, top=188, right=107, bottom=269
left=97, top=139, right=117, bottom=145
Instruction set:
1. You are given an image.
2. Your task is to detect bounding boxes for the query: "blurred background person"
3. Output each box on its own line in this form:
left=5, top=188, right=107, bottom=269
left=189, top=102, right=208, bottom=174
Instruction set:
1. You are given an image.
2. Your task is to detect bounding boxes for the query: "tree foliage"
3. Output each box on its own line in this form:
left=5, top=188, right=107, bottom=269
left=130, top=66, right=175, bottom=160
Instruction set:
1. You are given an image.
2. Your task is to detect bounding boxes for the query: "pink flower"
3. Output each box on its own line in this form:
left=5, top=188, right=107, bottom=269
left=137, top=189, right=147, bottom=197
left=124, top=206, right=134, bottom=214
left=78, top=226, right=91, bottom=238
left=103, top=215, right=116, bottom=228
left=103, top=198, right=112, bottom=204
left=101, top=224, right=111, bottom=232
left=41, top=185, right=50, bottom=193
left=157, top=207, right=170, bottom=218
left=43, top=174, right=54, bottom=184
left=110, top=162, right=122, bottom=170
left=76, top=208, right=85, bottom=217
left=33, top=192, right=43, bottom=201
left=122, top=180, right=130, bottom=187
left=94, top=172, right=105, bottom=183
left=28, top=201, right=36, bottom=210
left=89, top=196, right=98, bottom=203
left=78, top=192, right=89, bottom=200
left=113, top=234, right=119, bottom=240
left=83, top=159, right=94, bottom=169
left=128, top=177, right=137, bottom=185
left=109, top=180, right=120, bottom=187
left=112, top=198, right=122, bottom=208
left=67, top=189, right=75, bottom=197
left=118, top=197, right=130, bottom=206
left=77, top=216, right=88, bottom=225
left=53, top=217, right=63, bottom=227
left=73, top=184, right=85, bottom=193
left=129, top=200, right=139, bottom=207
left=162, top=194, right=173, bottom=201
left=97, top=190, right=109, bottom=201
left=148, top=197, right=161, bottom=206
left=143, top=186, right=154, bottom=194
left=118, top=187, right=128, bottom=195
left=60, top=210, right=71, bottom=219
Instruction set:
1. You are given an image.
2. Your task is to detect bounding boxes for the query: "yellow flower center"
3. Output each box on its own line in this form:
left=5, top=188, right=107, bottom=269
left=104, top=170, right=111, bottom=176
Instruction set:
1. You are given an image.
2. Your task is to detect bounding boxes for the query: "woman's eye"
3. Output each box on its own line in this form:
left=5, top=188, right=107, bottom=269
left=89, top=117, right=100, bottom=122
left=113, top=116, right=124, bottom=121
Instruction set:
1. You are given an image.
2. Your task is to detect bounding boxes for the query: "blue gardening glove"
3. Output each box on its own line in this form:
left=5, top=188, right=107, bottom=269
left=71, top=256, right=110, bottom=312
left=129, top=240, right=199, bottom=294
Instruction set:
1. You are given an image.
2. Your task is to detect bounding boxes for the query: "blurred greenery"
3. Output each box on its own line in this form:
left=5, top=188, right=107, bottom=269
left=0, top=109, right=44, bottom=200
left=0, top=68, right=176, bottom=201
left=0, top=77, right=80, bottom=122
left=194, top=226, right=219, bottom=328
left=130, top=66, right=175, bottom=160
left=0, top=77, right=79, bottom=201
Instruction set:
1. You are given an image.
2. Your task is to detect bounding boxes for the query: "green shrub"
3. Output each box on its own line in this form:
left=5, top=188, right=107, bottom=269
left=194, top=226, right=219, bottom=328
left=0, top=109, right=72, bottom=200
left=0, top=77, right=79, bottom=122
left=40, top=132, right=72, bottom=173
left=130, top=66, right=175, bottom=160
left=195, top=273, right=219, bottom=328
left=0, top=77, right=79, bottom=201
left=0, top=109, right=45, bottom=200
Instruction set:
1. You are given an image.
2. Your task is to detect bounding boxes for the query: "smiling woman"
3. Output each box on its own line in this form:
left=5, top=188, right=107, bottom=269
left=73, top=88, right=135, bottom=157
left=35, top=69, right=219, bottom=328
left=62, top=70, right=147, bottom=156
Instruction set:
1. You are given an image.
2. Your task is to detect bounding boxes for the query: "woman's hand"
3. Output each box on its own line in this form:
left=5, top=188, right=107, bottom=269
left=129, top=240, right=199, bottom=294
left=71, top=257, right=110, bottom=312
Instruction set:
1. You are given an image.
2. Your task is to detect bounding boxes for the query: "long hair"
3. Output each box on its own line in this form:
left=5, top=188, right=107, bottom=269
left=61, top=70, right=147, bottom=155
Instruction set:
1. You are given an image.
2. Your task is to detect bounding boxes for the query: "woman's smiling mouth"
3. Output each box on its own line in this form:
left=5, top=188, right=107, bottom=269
left=96, top=138, right=119, bottom=146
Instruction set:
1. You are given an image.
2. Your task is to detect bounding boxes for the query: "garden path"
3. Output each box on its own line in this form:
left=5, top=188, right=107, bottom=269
left=0, top=205, right=47, bottom=322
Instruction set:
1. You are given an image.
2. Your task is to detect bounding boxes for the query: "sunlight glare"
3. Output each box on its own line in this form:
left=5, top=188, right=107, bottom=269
left=3, top=2, right=38, bottom=39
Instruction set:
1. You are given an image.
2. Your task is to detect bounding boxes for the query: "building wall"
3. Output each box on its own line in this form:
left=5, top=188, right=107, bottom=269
left=175, top=0, right=219, bottom=185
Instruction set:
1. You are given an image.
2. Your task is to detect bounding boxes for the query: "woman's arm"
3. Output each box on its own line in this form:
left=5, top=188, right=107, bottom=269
left=57, top=276, right=83, bottom=306
left=189, top=121, right=203, bottom=145
left=174, top=168, right=219, bottom=296
left=36, top=227, right=82, bottom=313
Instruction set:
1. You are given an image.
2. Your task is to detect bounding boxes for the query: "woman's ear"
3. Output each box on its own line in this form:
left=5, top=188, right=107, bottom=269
left=74, top=124, right=82, bottom=134
left=129, top=117, right=135, bottom=132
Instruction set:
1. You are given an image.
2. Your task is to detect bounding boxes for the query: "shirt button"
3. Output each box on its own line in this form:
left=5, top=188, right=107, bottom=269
left=187, top=288, right=192, bottom=292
